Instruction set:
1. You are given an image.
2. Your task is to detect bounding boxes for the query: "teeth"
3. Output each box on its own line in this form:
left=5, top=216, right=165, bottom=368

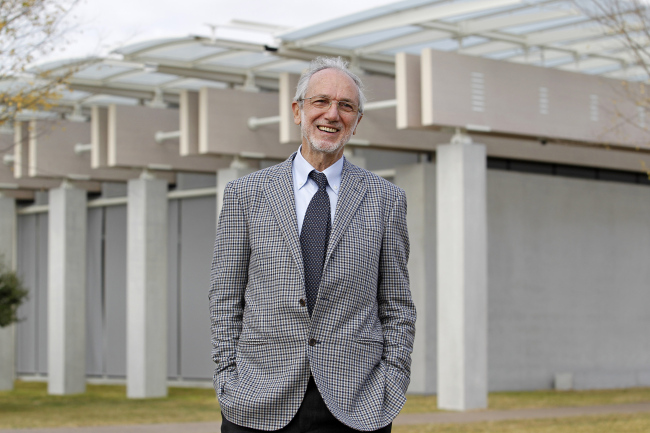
left=318, top=126, right=338, bottom=133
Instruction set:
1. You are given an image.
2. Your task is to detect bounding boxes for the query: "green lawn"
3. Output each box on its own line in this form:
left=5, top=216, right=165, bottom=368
left=1, top=381, right=650, bottom=430
left=0, top=381, right=221, bottom=429
left=402, top=387, right=650, bottom=414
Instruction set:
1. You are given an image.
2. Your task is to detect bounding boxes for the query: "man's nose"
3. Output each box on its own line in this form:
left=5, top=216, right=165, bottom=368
left=323, top=101, right=341, bottom=120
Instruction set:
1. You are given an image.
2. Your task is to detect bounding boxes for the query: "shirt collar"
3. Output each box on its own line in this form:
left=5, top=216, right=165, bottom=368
left=294, top=146, right=344, bottom=195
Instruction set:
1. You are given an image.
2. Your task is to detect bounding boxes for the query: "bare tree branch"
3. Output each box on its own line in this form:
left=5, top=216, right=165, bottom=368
left=575, top=0, right=650, bottom=177
left=0, top=0, right=81, bottom=126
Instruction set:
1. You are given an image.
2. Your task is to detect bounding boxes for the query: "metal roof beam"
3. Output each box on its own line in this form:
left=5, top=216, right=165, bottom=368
left=277, top=44, right=357, bottom=60
left=155, top=64, right=246, bottom=84
left=460, top=24, right=619, bottom=61
left=189, top=49, right=247, bottom=66
left=250, top=59, right=302, bottom=72
left=505, top=48, right=567, bottom=63
left=275, top=46, right=394, bottom=75
left=527, top=25, right=605, bottom=45
left=157, top=77, right=199, bottom=89
left=556, top=57, right=620, bottom=71
left=98, top=68, right=153, bottom=83
left=356, top=29, right=449, bottom=55
left=67, top=83, right=180, bottom=104
left=560, top=37, right=629, bottom=55
left=157, top=65, right=280, bottom=89
left=199, top=38, right=269, bottom=53
left=461, top=0, right=564, bottom=21
left=32, top=58, right=103, bottom=78
left=418, top=21, right=526, bottom=45
left=501, top=36, right=627, bottom=62
left=284, top=0, right=522, bottom=48
left=116, top=37, right=200, bottom=58
left=460, top=40, right=519, bottom=55
left=76, top=93, right=129, bottom=105
left=500, top=41, right=638, bottom=67
left=460, top=8, right=579, bottom=35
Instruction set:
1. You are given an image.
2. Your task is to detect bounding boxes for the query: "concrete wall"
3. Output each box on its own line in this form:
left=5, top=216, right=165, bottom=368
left=16, top=213, right=48, bottom=375
left=167, top=196, right=216, bottom=380
left=487, top=170, right=650, bottom=391
left=395, top=163, right=436, bottom=395
left=103, top=206, right=128, bottom=377
left=16, top=195, right=216, bottom=383
left=13, top=167, right=650, bottom=391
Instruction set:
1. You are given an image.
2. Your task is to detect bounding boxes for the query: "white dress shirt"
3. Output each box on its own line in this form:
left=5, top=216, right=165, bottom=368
left=292, top=146, right=343, bottom=236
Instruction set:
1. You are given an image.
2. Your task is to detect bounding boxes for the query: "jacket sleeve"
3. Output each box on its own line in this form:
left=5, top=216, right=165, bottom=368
left=378, top=189, right=416, bottom=393
left=209, top=181, right=250, bottom=379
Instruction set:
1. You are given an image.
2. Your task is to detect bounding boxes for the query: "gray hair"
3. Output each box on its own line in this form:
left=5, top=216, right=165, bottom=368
left=294, top=57, right=366, bottom=114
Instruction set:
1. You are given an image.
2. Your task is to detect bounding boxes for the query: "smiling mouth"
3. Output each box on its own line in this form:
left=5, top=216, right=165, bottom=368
left=317, top=125, right=339, bottom=133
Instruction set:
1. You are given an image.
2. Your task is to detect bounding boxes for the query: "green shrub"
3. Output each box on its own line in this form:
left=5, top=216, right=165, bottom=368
left=0, top=261, right=28, bottom=328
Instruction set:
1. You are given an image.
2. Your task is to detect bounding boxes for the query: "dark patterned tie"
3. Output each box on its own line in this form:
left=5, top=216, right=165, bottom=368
left=300, top=171, right=331, bottom=317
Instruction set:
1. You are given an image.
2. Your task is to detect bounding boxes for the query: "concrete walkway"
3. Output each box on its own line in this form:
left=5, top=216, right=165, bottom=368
left=1, top=402, right=649, bottom=432
left=395, top=402, right=650, bottom=425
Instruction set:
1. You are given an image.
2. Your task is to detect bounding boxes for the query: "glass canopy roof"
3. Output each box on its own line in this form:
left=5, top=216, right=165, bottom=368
left=15, top=0, right=648, bottom=114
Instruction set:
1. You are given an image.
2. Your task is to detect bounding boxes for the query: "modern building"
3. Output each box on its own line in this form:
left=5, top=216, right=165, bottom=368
left=1, top=0, right=649, bottom=411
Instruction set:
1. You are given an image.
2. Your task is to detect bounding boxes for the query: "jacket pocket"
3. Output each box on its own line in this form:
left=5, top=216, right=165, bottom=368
left=355, top=335, right=384, bottom=345
left=237, top=336, right=268, bottom=346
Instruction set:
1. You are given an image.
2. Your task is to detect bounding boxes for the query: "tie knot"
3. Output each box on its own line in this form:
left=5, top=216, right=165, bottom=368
left=309, top=171, right=329, bottom=191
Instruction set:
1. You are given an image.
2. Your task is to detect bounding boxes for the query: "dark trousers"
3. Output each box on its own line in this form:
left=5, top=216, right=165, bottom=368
left=221, top=376, right=392, bottom=433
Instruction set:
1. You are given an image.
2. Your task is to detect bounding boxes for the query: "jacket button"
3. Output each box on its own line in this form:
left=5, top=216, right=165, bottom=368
left=309, top=339, right=317, bottom=346
left=299, top=299, right=306, bottom=307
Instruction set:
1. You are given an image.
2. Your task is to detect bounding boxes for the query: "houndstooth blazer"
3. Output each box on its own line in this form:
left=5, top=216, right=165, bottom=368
left=209, top=152, right=416, bottom=431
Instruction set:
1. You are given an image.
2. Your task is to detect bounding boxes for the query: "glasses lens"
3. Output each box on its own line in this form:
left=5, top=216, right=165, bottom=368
left=310, top=98, right=331, bottom=109
left=337, top=101, right=356, bottom=113
left=306, top=97, right=357, bottom=113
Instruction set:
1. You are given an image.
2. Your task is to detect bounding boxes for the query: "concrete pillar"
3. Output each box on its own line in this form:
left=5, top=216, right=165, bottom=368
left=48, top=183, right=87, bottom=395
left=216, top=163, right=254, bottom=227
left=394, top=163, right=436, bottom=394
left=436, top=132, right=487, bottom=410
left=127, top=172, right=168, bottom=398
left=0, top=194, right=16, bottom=391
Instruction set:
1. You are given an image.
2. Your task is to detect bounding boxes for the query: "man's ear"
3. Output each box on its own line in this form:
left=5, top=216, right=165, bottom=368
left=352, top=113, right=363, bottom=135
left=292, top=101, right=301, bottom=125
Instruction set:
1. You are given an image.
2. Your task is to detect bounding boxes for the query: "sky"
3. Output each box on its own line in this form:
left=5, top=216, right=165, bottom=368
left=45, top=0, right=400, bottom=63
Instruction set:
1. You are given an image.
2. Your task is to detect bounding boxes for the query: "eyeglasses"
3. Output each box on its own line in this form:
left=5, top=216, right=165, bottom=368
left=299, top=96, right=360, bottom=114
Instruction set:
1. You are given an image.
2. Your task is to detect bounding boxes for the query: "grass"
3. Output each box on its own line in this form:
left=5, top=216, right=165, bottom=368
left=402, top=387, right=650, bottom=414
left=0, top=381, right=221, bottom=429
left=393, top=413, right=650, bottom=433
left=1, top=381, right=650, bottom=429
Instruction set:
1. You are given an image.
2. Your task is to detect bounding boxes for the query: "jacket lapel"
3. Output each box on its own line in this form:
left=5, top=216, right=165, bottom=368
left=324, top=159, right=367, bottom=267
left=264, top=153, right=304, bottom=279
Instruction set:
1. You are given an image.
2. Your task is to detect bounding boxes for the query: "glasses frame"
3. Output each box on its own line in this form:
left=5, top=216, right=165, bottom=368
left=299, top=95, right=360, bottom=115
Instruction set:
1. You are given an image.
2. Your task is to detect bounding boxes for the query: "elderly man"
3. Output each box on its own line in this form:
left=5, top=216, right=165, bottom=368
left=210, top=57, right=416, bottom=433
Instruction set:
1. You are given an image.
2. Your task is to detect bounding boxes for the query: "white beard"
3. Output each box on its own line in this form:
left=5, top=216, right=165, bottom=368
left=300, top=111, right=356, bottom=154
